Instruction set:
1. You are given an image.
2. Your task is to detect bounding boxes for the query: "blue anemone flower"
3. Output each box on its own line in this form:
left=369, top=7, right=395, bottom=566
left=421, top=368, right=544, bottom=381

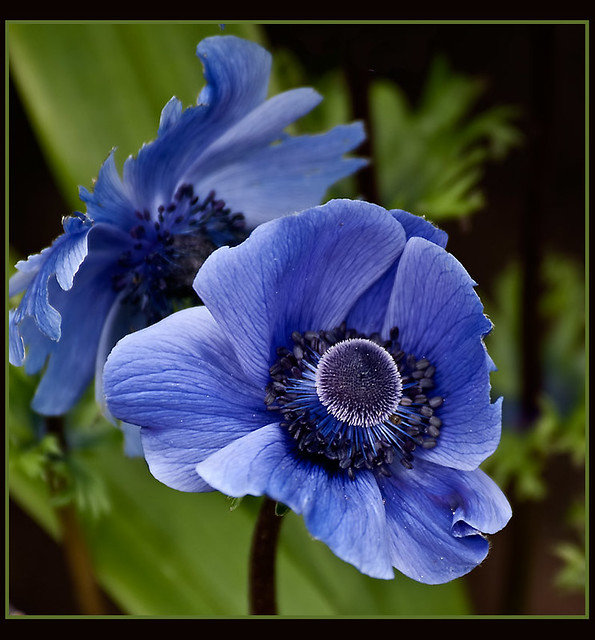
left=103, top=199, right=512, bottom=584
left=9, top=35, right=367, bottom=418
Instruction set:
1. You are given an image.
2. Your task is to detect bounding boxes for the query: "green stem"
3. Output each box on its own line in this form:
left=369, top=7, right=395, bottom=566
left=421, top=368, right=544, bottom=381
left=55, top=502, right=108, bottom=614
left=248, top=497, right=284, bottom=615
left=46, top=416, right=108, bottom=615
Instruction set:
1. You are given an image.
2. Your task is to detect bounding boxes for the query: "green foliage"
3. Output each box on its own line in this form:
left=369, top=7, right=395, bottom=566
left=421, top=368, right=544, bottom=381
left=484, top=396, right=584, bottom=503
left=271, top=48, right=522, bottom=216
left=553, top=499, right=585, bottom=593
left=371, top=56, right=522, bottom=218
left=554, top=541, right=586, bottom=592
left=9, top=364, right=115, bottom=526
left=482, top=254, right=585, bottom=497
left=480, top=253, right=586, bottom=595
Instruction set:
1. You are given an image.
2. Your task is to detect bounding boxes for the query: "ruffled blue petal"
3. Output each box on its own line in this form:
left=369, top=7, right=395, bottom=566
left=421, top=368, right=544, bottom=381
left=103, top=306, right=268, bottom=492
left=78, top=35, right=364, bottom=230
left=31, top=272, right=120, bottom=414
left=8, top=310, right=25, bottom=366
left=346, top=208, right=448, bottom=334
left=194, top=200, right=406, bottom=388
left=15, top=315, right=54, bottom=376
left=118, top=36, right=363, bottom=221
left=8, top=259, right=42, bottom=299
left=157, top=97, right=184, bottom=136
left=187, top=87, right=323, bottom=175
left=384, top=237, right=502, bottom=470
left=10, top=223, right=132, bottom=414
left=377, top=459, right=511, bottom=584
left=390, top=209, right=448, bottom=249
left=193, top=123, right=367, bottom=228
left=10, top=216, right=91, bottom=342
left=120, top=36, right=273, bottom=212
left=78, top=150, right=137, bottom=227
left=195, top=35, right=271, bottom=128
left=196, top=423, right=395, bottom=579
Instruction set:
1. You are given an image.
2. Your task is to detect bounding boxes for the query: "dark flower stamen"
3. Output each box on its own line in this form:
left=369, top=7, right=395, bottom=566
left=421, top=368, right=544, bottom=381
left=316, top=338, right=403, bottom=428
left=265, top=323, right=444, bottom=479
left=111, top=184, right=247, bottom=323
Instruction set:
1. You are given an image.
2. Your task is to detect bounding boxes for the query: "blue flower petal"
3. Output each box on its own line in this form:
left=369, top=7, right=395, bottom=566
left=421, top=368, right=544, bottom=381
left=384, top=237, right=502, bottom=470
left=194, top=199, right=406, bottom=387
left=16, top=316, right=55, bottom=376
left=196, top=423, right=395, bottom=579
left=103, top=306, right=268, bottom=492
left=79, top=150, right=137, bottom=227
left=10, top=216, right=91, bottom=342
left=8, top=310, right=25, bottom=366
left=377, top=460, right=511, bottom=584
left=117, top=36, right=358, bottom=225
left=157, top=97, right=184, bottom=136
left=194, top=123, right=367, bottom=228
left=390, top=208, right=448, bottom=248
left=188, top=87, right=323, bottom=173
left=121, top=422, right=145, bottom=457
left=347, top=208, right=448, bottom=334
left=10, top=223, right=132, bottom=414
left=196, top=35, right=271, bottom=129
left=119, top=36, right=274, bottom=211
left=30, top=271, right=119, bottom=415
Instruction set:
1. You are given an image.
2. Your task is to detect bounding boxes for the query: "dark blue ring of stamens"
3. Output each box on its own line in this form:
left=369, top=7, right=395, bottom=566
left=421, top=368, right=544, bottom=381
left=265, top=323, right=444, bottom=480
left=111, top=184, right=246, bottom=323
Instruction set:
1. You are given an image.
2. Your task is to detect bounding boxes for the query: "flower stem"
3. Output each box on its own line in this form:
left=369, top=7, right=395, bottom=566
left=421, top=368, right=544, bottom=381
left=46, top=416, right=108, bottom=615
left=55, top=501, right=108, bottom=614
left=248, top=497, right=284, bottom=615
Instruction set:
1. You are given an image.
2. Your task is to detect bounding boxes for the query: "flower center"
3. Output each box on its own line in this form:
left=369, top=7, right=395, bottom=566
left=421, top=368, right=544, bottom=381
left=265, top=324, right=444, bottom=479
left=112, top=184, right=246, bottom=323
left=315, top=338, right=403, bottom=427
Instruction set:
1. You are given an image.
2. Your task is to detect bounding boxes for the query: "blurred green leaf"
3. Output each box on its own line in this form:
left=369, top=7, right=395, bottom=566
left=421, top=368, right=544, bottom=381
left=481, top=253, right=585, bottom=500
left=553, top=499, right=585, bottom=593
left=371, top=56, right=522, bottom=219
left=480, top=250, right=585, bottom=602
left=483, top=398, right=569, bottom=502
left=9, top=370, right=114, bottom=526
left=8, top=22, right=265, bottom=211
left=540, top=255, right=586, bottom=417
left=554, top=542, right=586, bottom=592
left=484, top=253, right=585, bottom=420
left=8, top=365, right=61, bottom=538
left=482, top=261, right=522, bottom=402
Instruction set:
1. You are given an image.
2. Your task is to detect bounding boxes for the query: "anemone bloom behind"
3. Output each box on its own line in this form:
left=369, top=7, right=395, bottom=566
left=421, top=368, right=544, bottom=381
left=104, top=199, right=512, bottom=584
left=9, top=35, right=367, bottom=419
